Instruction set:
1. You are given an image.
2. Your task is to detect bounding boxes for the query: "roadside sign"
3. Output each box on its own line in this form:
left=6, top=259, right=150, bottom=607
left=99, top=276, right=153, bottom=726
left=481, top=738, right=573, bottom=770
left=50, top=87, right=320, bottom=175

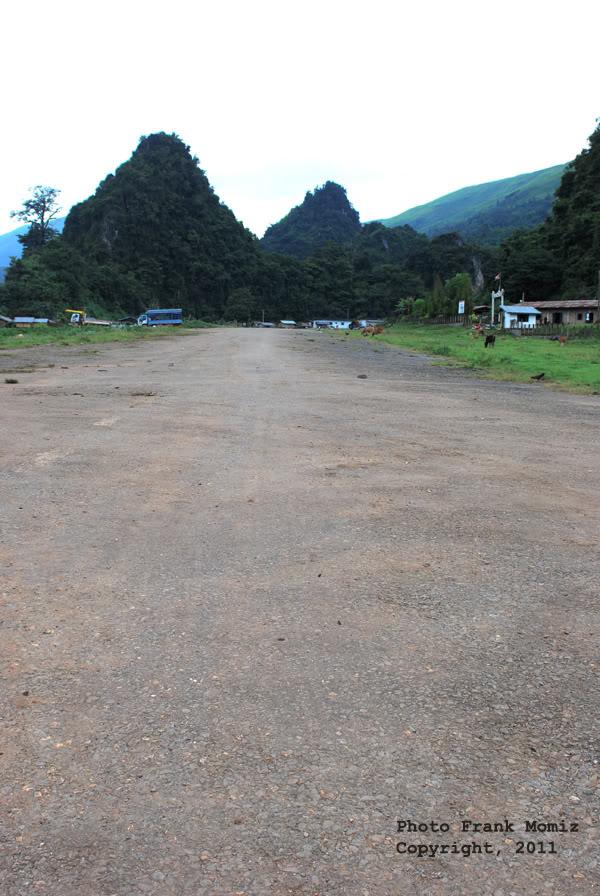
left=458, top=301, right=465, bottom=314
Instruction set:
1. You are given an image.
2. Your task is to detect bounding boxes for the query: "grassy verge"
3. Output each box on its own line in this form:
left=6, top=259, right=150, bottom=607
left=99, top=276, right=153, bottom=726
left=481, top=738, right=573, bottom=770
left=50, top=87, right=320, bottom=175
left=350, top=324, right=600, bottom=393
left=0, top=322, right=214, bottom=350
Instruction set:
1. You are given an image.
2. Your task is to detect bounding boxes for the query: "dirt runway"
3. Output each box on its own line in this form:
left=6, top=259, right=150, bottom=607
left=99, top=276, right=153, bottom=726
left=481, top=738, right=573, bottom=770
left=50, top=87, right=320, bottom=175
left=1, top=329, right=598, bottom=895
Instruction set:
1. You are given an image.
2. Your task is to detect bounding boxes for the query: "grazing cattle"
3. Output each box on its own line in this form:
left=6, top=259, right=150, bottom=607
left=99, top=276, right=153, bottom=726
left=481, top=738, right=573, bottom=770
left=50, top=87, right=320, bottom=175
left=484, top=334, right=496, bottom=348
left=558, top=335, right=567, bottom=346
left=361, top=326, right=374, bottom=336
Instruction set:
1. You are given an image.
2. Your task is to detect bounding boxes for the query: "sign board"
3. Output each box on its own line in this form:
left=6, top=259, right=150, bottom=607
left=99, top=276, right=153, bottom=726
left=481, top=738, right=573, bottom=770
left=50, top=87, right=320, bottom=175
left=458, top=301, right=465, bottom=315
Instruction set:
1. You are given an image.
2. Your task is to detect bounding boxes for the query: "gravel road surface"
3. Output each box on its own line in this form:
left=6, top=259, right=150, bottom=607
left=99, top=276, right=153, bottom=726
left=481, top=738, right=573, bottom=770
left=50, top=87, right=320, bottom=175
left=1, top=329, right=598, bottom=895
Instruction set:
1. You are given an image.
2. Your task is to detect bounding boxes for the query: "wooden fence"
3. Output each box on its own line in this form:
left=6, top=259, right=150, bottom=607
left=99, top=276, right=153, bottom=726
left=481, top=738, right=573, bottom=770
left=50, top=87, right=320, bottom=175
left=403, top=318, right=600, bottom=338
left=512, top=323, right=600, bottom=339
left=419, top=315, right=468, bottom=326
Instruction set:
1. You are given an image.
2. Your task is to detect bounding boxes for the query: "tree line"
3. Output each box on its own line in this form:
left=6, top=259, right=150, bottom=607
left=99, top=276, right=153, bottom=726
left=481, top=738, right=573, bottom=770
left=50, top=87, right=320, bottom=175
left=2, top=124, right=598, bottom=324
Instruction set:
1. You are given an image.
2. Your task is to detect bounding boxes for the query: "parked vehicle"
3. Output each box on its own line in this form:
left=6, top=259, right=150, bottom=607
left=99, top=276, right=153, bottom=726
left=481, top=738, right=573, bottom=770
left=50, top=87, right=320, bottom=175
left=137, top=308, right=183, bottom=326
left=66, top=308, right=86, bottom=325
left=65, top=308, right=112, bottom=326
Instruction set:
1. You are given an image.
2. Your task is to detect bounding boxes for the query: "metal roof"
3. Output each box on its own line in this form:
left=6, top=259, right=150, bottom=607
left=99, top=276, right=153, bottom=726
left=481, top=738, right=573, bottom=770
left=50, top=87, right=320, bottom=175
left=13, top=316, right=51, bottom=323
left=529, top=300, right=599, bottom=309
left=499, top=305, right=541, bottom=315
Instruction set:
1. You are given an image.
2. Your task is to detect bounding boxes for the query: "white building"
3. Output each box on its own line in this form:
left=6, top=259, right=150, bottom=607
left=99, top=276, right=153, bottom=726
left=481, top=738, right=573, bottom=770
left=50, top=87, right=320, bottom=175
left=311, top=319, right=351, bottom=329
left=499, top=304, right=541, bottom=330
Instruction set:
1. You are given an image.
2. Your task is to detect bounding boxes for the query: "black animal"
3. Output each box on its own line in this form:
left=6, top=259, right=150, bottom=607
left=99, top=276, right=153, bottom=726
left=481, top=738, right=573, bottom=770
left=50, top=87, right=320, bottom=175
left=531, top=372, right=545, bottom=381
left=484, top=334, right=496, bottom=348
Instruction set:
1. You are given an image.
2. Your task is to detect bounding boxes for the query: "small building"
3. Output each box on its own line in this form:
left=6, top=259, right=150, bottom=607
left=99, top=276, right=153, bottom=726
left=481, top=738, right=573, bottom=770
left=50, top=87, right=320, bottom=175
left=358, top=319, right=385, bottom=328
left=499, top=305, right=541, bottom=330
left=278, top=320, right=296, bottom=328
left=529, top=300, right=598, bottom=325
left=13, top=316, right=53, bottom=327
left=0, top=314, right=13, bottom=327
left=311, top=319, right=352, bottom=329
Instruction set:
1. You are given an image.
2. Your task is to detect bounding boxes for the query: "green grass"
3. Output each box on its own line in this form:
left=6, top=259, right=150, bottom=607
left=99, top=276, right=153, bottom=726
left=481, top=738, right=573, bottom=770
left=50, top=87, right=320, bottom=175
left=0, top=324, right=181, bottom=351
left=349, top=324, right=600, bottom=393
left=0, top=320, right=220, bottom=350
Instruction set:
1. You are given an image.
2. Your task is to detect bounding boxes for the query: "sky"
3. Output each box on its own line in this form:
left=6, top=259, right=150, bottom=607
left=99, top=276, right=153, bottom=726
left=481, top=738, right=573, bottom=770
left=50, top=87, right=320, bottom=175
left=1, top=0, right=599, bottom=237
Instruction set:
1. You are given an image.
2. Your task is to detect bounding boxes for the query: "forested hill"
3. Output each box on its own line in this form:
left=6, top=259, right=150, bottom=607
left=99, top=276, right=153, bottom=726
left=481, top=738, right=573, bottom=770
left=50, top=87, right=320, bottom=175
left=60, top=133, right=259, bottom=317
left=0, top=132, right=498, bottom=323
left=261, top=182, right=361, bottom=258
left=500, top=121, right=600, bottom=299
left=378, top=164, right=565, bottom=246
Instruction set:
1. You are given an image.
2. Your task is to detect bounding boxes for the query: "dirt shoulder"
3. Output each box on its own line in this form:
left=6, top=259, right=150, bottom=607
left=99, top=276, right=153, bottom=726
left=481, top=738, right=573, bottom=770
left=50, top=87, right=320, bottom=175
left=1, top=330, right=598, bottom=895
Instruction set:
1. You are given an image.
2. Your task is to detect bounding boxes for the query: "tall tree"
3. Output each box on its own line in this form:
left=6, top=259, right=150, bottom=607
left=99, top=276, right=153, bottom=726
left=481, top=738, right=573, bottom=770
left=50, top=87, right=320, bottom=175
left=11, top=186, right=61, bottom=254
left=445, top=272, right=473, bottom=314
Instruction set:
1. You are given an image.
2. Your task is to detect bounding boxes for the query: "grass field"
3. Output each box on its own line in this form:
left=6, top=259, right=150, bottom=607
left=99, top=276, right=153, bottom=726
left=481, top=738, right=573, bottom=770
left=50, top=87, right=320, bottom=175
left=0, top=322, right=215, bottom=351
left=349, top=324, right=600, bottom=393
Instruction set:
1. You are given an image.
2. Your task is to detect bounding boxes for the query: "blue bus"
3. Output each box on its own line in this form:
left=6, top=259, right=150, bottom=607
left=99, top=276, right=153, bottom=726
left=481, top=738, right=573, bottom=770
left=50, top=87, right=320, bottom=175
left=137, top=308, right=183, bottom=326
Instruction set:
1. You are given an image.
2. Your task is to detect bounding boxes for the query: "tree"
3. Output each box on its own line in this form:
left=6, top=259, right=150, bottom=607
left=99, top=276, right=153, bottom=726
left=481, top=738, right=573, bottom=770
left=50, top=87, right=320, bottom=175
left=445, top=272, right=473, bottom=314
left=425, top=275, right=447, bottom=317
left=223, top=287, right=257, bottom=322
left=1, top=238, right=91, bottom=318
left=11, top=185, right=61, bottom=254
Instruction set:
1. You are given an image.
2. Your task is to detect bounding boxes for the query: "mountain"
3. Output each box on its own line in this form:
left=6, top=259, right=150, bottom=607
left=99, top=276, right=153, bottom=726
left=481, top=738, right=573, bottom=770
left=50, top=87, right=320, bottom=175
left=377, top=165, right=565, bottom=246
left=261, top=181, right=361, bottom=258
left=0, top=135, right=497, bottom=323
left=0, top=134, right=265, bottom=319
left=0, top=218, right=65, bottom=279
left=61, top=132, right=260, bottom=317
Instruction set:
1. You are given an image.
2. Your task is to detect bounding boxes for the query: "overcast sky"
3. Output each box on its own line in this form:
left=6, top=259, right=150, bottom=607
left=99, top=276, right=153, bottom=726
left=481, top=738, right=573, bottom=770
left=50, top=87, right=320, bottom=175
left=2, top=0, right=598, bottom=237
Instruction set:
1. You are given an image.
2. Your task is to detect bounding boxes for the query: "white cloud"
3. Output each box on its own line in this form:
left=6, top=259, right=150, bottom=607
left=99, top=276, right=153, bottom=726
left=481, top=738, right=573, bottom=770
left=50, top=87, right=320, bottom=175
left=1, top=0, right=598, bottom=235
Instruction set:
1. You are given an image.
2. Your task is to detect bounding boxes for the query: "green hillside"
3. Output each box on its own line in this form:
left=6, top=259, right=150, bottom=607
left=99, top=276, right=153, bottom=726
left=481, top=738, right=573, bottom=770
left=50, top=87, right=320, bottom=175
left=261, top=182, right=361, bottom=258
left=378, top=164, right=565, bottom=245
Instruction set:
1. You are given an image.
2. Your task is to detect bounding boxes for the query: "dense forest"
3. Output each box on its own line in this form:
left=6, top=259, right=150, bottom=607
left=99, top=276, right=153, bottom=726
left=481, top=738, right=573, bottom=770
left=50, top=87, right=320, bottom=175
left=500, top=121, right=600, bottom=300
left=1, top=123, right=598, bottom=323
